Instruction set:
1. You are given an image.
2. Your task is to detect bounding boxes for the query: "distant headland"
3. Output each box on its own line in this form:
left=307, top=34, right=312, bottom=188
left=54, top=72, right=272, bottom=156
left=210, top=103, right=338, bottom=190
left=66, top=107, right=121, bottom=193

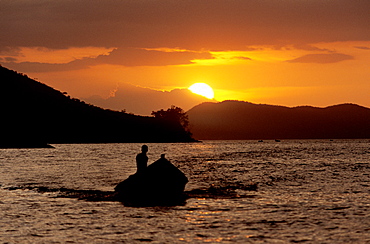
left=187, top=100, right=370, bottom=140
left=0, top=65, right=196, bottom=148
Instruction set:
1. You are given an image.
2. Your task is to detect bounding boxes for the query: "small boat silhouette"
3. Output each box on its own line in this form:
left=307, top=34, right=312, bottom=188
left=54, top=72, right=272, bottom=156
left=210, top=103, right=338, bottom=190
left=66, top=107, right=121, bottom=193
left=115, top=155, right=188, bottom=206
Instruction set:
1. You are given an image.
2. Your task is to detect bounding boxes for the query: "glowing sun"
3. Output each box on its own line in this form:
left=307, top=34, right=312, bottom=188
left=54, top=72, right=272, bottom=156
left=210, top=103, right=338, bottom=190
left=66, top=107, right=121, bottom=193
left=188, top=83, right=214, bottom=99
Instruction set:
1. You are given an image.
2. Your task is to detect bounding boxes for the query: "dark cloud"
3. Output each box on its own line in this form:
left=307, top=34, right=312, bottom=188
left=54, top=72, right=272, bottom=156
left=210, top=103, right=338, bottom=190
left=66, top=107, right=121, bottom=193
left=0, top=46, right=21, bottom=56
left=83, top=85, right=211, bottom=115
left=354, top=46, right=370, bottom=50
left=291, top=44, right=331, bottom=52
left=4, top=57, right=18, bottom=62
left=287, top=53, right=354, bottom=64
left=232, top=56, right=251, bottom=61
left=2, top=48, right=214, bottom=72
left=1, top=0, right=369, bottom=51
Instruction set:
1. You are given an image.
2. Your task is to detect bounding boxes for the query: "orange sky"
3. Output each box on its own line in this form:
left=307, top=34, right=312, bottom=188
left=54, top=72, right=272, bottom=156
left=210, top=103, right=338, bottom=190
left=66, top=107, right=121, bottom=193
left=1, top=1, right=369, bottom=115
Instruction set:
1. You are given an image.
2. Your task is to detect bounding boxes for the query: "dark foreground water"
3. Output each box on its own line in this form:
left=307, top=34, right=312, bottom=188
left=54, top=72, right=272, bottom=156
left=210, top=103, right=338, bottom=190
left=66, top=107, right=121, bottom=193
left=1, top=140, right=369, bottom=243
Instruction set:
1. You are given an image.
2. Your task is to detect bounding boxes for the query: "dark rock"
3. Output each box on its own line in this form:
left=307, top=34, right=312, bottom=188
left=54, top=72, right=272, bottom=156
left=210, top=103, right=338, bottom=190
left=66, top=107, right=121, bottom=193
left=115, top=156, right=188, bottom=206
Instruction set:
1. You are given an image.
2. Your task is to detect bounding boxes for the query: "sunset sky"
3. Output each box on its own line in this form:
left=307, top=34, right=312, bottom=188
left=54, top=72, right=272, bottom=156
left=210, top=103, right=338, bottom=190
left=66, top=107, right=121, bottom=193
left=1, top=0, right=369, bottom=115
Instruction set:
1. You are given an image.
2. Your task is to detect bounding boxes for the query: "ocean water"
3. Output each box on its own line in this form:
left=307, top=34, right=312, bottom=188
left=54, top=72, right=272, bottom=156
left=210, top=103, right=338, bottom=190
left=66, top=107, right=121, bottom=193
left=0, top=140, right=369, bottom=243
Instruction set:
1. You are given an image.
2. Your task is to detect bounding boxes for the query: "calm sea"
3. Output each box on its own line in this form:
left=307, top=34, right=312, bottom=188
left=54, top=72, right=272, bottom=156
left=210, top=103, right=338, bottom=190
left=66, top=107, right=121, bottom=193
left=1, top=140, right=369, bottom=243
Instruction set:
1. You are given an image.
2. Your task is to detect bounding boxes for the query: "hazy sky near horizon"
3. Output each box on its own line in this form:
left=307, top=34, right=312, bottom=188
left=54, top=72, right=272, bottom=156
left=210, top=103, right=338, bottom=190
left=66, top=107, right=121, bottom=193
left=1, top=0, right=369, bottom=114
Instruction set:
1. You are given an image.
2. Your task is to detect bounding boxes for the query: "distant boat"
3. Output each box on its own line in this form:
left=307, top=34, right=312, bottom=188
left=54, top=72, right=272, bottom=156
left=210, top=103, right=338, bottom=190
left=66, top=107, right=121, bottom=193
left=114, top=155, right=188, bottom=206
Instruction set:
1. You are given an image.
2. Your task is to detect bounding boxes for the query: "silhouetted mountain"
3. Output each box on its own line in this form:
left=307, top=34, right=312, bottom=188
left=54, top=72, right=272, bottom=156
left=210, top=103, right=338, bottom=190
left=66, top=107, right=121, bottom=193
left=187, top=100, right=370, bottom=140
left=0, top=65, right=195, bottom=147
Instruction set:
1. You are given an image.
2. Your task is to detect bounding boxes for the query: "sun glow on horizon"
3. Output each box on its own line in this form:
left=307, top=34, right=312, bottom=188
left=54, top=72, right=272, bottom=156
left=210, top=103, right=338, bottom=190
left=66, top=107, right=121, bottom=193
left=188, top=83, right=215, bottom=99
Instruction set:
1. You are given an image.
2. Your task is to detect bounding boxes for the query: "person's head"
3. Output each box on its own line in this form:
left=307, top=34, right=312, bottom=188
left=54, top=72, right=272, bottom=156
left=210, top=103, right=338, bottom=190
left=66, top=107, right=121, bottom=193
left=141, top=145, right=148, bottom=153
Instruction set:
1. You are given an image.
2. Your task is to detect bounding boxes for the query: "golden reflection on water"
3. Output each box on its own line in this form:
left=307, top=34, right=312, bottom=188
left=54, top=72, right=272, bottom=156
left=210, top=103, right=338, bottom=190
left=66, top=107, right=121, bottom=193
left=185, top=210, right=215, bottom=224
left=199, top=237, right=224, bottom=242
left=180, top=236, right=231, bottom=243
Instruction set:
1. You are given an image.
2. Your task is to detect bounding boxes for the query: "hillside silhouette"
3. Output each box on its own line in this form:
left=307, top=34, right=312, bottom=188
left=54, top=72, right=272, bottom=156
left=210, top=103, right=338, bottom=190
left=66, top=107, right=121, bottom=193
left=0, top=66, right=195, bottom=147
left=187, top=100, right=370, bottom=140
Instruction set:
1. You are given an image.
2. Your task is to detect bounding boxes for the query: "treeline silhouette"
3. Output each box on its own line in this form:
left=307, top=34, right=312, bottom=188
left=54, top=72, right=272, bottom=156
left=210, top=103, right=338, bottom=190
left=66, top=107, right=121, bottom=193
left=0, top=65, right=195, bottom=147
left=187, top=100, right=370, bottom=140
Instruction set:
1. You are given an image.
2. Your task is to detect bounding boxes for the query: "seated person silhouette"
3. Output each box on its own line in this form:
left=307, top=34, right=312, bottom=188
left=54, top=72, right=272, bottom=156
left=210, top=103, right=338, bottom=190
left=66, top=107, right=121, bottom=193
left=136, top=145, right=148, bottom=174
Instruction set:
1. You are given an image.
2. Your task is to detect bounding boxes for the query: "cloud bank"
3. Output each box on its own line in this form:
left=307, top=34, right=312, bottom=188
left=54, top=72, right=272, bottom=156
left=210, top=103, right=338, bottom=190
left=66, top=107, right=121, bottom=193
left=3, top=48, right=213, bottom=72
left=287, top=53, right=354, bottom=64
left=83, top=85, right=212, bottom=116
left=1, top=0, right=369, bottom=51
